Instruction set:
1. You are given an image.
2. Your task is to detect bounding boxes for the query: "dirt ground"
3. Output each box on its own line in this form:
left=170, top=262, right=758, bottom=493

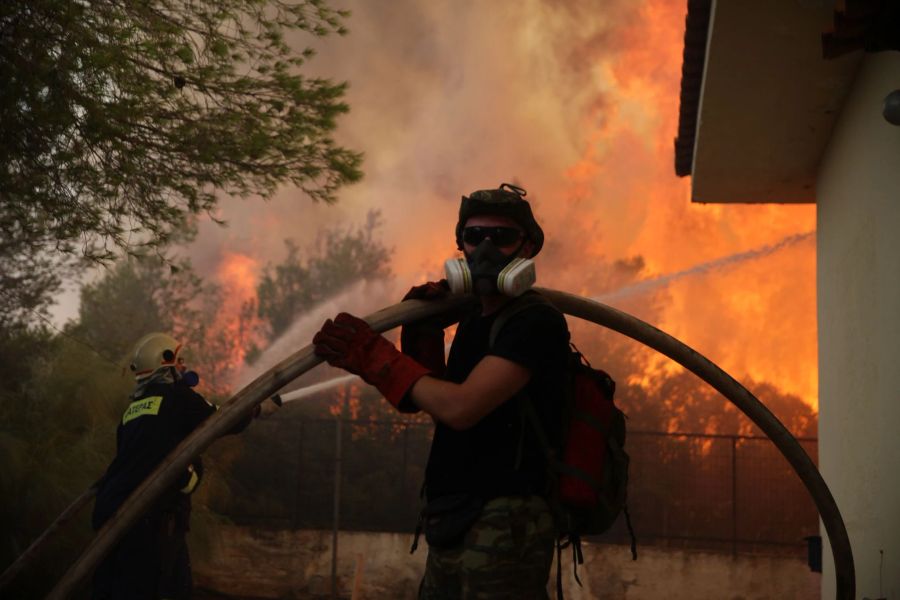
left=194, top=587, right=352, bottom=600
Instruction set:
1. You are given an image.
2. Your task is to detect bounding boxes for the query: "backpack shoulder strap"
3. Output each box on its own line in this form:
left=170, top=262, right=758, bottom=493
left=490, top=292, right=565, bottom=469
left=488, top=290, right=554, bottom=348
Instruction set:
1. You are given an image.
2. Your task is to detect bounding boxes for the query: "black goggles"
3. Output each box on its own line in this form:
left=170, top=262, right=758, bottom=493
left=462, top=226, right=524, bottom=247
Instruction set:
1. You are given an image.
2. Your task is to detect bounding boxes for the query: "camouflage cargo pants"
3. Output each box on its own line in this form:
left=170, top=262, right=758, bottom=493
left=418, top=495, right=556, bottom=600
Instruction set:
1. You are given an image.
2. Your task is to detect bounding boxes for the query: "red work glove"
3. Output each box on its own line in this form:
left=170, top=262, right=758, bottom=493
left=401, top=280, right=451, bottom=377
left=313, top=313, right=432, bottom=411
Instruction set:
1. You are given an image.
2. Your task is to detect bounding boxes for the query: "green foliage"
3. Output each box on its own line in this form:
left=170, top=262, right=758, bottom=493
left=0, top=329, right=127, bottom=598
left=1, top=0, right=363, bottom=263
left=0, top=233, right=68, bottom=330
left=0, top=255, right=236, bottom=595
left=69, top=257, right=206, bottom=362
left=65, top=256, right=251, bottom=398
left=255, top=210, right=392, bottom=340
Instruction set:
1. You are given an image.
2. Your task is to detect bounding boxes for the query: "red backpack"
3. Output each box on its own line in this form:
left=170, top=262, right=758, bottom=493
left=490, top=291, right=636, bottom=596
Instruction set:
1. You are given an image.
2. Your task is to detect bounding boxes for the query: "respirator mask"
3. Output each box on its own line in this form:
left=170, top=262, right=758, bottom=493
left=444, top=226, right=536, bottom=297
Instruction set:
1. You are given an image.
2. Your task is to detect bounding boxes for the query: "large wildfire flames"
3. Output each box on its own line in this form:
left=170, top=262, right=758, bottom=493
left=198, top=0, right=818, bottom=434
left=198, top=252, right=267, bottom=395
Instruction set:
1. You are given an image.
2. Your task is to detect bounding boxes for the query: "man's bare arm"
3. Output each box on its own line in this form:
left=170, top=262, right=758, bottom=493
left=408, top=355, right=531, bottom=430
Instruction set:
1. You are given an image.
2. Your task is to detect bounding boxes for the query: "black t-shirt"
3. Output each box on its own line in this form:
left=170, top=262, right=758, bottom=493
left=423, top=297, right=570, bottom=502
left=92, top=381, right=216, bottom=528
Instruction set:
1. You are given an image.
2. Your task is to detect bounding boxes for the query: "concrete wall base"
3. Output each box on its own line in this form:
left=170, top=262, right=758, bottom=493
left=193, top=527, right=820, bottom=599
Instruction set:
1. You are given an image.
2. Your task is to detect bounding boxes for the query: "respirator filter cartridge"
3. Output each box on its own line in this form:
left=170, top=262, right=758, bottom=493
left=444, top=257, right=536, bottom=297
left=496, top=257, right=536, bottom=297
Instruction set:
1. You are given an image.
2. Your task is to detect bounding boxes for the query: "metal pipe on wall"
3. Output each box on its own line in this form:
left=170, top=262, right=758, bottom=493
left=331, top=417, right=342, bottom=600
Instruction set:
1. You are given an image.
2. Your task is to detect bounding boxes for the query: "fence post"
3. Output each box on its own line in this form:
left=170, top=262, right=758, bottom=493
left=293, top=420, right=305, bottom=529
left=731, top=436, right=738, bottom=557
left=401, top=424, right=409, bottom=501
left=331, top=418, right=343, bottom=599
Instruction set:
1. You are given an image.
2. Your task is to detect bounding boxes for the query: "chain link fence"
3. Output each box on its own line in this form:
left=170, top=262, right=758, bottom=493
left=211, top=418, right=818, bottom=557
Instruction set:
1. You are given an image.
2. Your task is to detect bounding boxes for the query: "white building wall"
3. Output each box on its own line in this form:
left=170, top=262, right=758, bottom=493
left=817, top=52, right=900, bottom=600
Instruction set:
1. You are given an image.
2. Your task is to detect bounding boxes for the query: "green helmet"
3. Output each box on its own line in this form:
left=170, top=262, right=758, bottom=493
left=129, top=332, right=182, bottom=381
left=455, top=183, right=544, bottom=255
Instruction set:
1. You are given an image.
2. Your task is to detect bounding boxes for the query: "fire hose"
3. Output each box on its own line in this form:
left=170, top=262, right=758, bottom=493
left=14, top=289, right=852, bottom=599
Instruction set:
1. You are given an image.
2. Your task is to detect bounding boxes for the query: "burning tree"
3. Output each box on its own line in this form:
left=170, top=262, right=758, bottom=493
left=254, top=210, right=392, bottom=342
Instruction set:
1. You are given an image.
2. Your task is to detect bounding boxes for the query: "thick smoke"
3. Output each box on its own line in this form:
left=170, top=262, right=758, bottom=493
left=192, top=0, right=818, bottom=426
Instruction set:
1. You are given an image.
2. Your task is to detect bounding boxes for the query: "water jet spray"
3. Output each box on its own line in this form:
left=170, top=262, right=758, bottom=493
left=594, top=231, right=815, bottom=303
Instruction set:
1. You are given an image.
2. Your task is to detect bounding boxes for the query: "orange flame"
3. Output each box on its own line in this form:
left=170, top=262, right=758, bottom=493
left=550, top=0, right=817, bottom=426
left=196, top=0, right=818, bottom=432
left=217, top=252, right=260, bottom=302
left=198, top=252, right=266, bottom=396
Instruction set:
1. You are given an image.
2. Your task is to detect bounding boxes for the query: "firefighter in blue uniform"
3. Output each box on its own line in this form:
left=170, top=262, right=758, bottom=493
left=92, top=333, right=264, bottom=600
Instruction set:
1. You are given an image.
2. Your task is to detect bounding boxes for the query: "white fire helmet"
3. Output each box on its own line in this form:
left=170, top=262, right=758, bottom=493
left=129, top=333, right=183, bottom=381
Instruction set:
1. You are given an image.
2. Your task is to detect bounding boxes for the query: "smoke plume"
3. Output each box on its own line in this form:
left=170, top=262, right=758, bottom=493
left=192, top=0, right=818, bottom=425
